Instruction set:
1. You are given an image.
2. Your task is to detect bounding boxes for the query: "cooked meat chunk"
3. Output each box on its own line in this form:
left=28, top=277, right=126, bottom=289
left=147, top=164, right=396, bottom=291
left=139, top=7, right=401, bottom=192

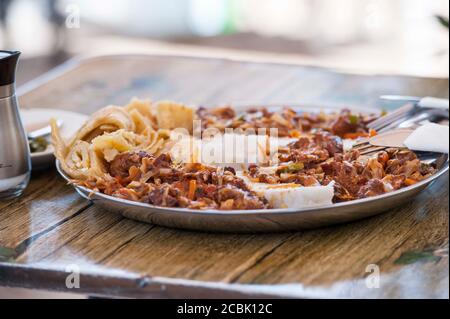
left=313, top=132, right=343, bottom=156
left=331, top=115, right=357, bottom=137
left=147, top=185, right=180, bottom=207
left=218, top=185, right=267, bottom=210
left=109, top=151, right=151, bottom=178
left=153, top=153, right=172, bottom=168
left=358, top=179, right=386, bottom=198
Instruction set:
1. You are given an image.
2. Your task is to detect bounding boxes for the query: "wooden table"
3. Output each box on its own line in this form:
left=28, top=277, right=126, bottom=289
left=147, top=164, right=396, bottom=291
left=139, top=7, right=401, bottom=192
left=0, top=55, right=448, bottom=298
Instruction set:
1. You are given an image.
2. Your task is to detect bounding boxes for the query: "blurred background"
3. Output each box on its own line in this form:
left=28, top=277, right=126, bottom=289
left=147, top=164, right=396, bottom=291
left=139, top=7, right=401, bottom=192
left=0, top=0, right=449, bottom=85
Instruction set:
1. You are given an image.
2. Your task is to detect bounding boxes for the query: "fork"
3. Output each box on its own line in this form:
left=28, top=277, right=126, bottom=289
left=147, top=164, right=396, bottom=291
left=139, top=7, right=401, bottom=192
left=368, top=103, right=415, bottom=132
left=368, top=96, right=449, bottom=133
left=352, top=129, right=414, bottom=155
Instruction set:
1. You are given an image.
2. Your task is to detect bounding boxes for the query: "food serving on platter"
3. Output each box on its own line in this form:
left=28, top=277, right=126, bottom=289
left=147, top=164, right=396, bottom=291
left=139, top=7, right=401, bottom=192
left=51, top=98, right=438, bottom=211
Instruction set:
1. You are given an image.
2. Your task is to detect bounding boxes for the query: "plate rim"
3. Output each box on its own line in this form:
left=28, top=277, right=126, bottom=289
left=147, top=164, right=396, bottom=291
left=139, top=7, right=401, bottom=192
left=56, top=157, right=448, bottom=217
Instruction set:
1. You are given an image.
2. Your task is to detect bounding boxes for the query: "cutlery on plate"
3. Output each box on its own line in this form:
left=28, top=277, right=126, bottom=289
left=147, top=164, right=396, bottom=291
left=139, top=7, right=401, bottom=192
left=353, top=129, right=414, bottom=155
left=369, top=96, right=449, bottom=133
left=353, top=123, right=449, bottom=156
left=27, top=120, right=63, bottom=139
left=380, top=95, right=449, bottom=110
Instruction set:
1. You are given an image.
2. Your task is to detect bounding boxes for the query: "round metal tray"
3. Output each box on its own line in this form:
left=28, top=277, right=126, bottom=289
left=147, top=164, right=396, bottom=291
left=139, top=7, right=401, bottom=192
left=56, top=104, right=449, bottom=232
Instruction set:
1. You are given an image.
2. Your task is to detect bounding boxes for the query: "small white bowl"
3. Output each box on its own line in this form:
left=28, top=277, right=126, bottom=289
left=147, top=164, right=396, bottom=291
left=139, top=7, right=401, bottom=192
left=20, top=108, right=88, bottom=170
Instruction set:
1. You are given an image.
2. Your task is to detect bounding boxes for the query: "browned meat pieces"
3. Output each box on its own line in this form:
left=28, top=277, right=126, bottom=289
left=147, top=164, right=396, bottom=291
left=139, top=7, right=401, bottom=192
left=330, top=109, right=369, bottom=138
left=211, top=106, right=236, bottom=119
left=218, top=185, right=268, bottom=210
left=102, top=150, right=270, bottom=210
left=282, top=136, right=330, bottom=164
left=153, top=153, right=172, bottom=168
left=358, top=179, right=386, bottom=198
left=331, top=114, right=357, bottom=137
left=147, top=185, right=180, bottom=207
left=109, top=151, right=152, bottom=178
left=290, top=137, right=310, bottom=150
left=197, top=105, right=377, bottom=139
left=313, top=132, right=343, bottom=156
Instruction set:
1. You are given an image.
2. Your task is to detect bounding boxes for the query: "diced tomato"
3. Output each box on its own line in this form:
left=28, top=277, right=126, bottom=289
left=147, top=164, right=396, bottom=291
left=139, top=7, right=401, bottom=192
left=290, top=130, right=301, bottom=138
left=343, top=132, right=369, bottom=139
left=405, top=178, right=418, bottom=186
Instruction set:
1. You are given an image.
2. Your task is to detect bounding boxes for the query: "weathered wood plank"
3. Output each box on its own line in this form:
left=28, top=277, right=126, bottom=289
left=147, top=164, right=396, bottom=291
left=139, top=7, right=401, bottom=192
left=16, top=204, right=293, bottom=282
left=0, top=263, right=290, bottom=298
left=235, top=175, right=448, bottom=287
left=0, top=170, right=89, bottom=250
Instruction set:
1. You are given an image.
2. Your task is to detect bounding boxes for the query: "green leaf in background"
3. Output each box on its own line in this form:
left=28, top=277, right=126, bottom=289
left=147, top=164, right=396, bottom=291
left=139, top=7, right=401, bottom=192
left=0, top=246, right=17, bottom=262
left=436, top=15, right=449, bottom=29
left=394, top=249, right=442, bottom=265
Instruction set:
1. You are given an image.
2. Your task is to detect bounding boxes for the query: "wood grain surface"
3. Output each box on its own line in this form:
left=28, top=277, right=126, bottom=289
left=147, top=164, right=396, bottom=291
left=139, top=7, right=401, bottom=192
left=0, top=55, right=448, bottom=298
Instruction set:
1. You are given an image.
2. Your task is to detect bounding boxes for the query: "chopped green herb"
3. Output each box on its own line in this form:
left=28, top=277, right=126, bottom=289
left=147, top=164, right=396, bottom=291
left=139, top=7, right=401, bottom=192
left=29, top=137, right=49, bottom=153
left=348, top=114, right=359, bottom=125
left=278, top=162, right=304, bottom=174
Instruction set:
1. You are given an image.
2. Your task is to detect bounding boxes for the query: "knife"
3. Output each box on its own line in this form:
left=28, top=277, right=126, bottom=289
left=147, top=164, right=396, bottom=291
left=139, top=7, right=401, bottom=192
left=380, top=95, right=449, bottom=110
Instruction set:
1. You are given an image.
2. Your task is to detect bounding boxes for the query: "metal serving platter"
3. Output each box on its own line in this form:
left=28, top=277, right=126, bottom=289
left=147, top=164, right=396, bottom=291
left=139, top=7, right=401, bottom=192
left=55, top=104, right=449, bottom=233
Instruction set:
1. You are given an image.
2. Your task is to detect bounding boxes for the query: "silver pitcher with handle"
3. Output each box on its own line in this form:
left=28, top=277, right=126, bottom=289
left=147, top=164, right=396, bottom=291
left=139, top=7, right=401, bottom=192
left=0, top=50, right=31, bottom=199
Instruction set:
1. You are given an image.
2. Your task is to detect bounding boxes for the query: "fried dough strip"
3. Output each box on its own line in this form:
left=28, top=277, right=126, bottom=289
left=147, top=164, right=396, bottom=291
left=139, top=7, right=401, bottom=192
left=51, top=119, right=106, bottom=179
left=68, top=105, right=135, bottom=147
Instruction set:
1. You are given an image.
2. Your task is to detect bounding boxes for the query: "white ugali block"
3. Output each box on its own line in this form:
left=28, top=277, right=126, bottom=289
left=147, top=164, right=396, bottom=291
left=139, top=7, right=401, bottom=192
left=238, top=173, right=335, bottom=209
